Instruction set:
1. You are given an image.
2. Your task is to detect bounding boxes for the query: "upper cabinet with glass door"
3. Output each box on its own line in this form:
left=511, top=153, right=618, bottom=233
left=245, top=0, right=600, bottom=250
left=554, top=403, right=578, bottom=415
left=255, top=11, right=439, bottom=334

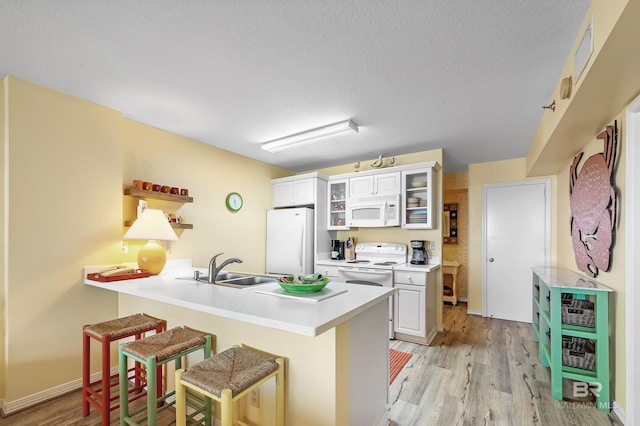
left=402, top=167, right=435, bottom=229
left=328, top=178, right=349, bottom=230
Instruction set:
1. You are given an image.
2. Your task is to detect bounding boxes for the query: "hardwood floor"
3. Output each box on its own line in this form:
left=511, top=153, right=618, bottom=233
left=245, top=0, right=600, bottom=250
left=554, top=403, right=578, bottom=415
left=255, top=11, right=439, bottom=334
left=388, top=303, right=623, bottom=425
left=0, top=303, right=623, bottom=425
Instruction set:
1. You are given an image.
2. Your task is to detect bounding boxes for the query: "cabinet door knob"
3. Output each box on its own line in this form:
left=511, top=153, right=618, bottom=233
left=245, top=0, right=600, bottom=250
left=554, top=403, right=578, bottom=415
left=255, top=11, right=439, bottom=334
left=488, top=258, right=494, bottom=262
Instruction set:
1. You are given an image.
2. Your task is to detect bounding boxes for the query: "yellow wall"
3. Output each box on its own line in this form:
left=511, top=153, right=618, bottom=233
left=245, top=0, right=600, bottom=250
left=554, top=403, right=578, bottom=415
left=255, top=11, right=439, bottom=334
left=467, top=158, right=556, bottom=314
left=3, top=76, right=124, bottom=400
left=0, top=76, right=289, bottom=404
left=121, top=119, right=289, bottom=272
left=527, top=0, right=640, bottom=176
left=1, top=77, right=6, bottom=395
left=443, top=172, right=468, bottom=300
left=556, top=112, right=627, bottom=411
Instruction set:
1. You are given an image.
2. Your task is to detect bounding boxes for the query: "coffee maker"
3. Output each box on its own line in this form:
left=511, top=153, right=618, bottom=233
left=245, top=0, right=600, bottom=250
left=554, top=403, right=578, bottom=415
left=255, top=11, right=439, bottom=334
left=331, top=240, right=345, bottom=260
left=410, top=240, right=428, bottom=265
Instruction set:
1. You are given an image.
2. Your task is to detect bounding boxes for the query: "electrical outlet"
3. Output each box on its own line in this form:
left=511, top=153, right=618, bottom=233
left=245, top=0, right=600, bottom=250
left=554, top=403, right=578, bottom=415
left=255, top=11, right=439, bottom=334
left=122, top=241, right=128, bottom=254
left=428, top=241, right=435, bottom=250
left=250, top=388, right=260, bottom=408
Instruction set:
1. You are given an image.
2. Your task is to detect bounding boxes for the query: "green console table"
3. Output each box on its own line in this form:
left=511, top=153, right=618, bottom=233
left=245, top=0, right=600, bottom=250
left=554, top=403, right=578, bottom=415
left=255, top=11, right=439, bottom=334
left=532, top=267, right=613, bottom=411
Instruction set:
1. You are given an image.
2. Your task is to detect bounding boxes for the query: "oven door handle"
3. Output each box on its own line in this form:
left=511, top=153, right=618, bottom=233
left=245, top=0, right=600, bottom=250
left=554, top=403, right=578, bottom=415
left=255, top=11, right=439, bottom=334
left=344, top=280, right=383, bottom=286
left=338, top=267, right=393, bottom=276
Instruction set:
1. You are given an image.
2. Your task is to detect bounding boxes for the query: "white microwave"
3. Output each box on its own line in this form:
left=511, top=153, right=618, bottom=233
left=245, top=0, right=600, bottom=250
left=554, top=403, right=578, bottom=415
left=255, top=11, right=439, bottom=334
left=347, top=194, right=400, bottom=227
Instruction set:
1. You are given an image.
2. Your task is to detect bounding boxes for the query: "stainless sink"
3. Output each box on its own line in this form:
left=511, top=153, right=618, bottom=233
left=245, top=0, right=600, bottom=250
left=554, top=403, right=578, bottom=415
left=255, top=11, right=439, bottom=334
left=218, top=276, right=275, bottom=286
left=180, top=271, right=276, bottom=287
left=215, top=273, right=245, bottom=281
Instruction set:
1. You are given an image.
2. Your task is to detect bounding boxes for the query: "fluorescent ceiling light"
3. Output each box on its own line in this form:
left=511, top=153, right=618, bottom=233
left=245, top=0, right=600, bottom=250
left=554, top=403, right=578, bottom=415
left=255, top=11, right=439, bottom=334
left=262, top=120, right=359, bottom=153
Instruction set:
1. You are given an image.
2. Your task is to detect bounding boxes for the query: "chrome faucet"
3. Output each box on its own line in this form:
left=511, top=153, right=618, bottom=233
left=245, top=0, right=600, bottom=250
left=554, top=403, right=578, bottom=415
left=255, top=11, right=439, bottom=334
left=208, top=252, right=243, bottom=283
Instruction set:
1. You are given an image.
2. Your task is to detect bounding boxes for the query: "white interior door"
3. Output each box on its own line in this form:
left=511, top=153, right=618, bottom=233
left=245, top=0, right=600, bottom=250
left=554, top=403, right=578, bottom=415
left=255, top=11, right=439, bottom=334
left=483, top=180, right=550, bottom=322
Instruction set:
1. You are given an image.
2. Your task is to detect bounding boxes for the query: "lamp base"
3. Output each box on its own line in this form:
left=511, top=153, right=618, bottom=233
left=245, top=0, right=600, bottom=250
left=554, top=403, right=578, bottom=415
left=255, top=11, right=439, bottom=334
left=137, top=240, right=167, bottom=275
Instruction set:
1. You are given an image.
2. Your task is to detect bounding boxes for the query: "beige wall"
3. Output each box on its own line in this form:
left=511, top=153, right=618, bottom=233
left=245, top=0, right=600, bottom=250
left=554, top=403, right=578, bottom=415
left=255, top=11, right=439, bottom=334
left=443, top=172, right=468, bottom=300
left=0, top=76, right=289, bottom=404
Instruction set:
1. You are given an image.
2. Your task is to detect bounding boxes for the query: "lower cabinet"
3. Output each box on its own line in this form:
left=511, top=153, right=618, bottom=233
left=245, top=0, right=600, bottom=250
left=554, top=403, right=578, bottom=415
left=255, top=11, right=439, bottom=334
left=316, top=262, right=339, bottom=280
left=393, top=267, right=438, bottom=345
left=394, top=283, right=425, bottom=336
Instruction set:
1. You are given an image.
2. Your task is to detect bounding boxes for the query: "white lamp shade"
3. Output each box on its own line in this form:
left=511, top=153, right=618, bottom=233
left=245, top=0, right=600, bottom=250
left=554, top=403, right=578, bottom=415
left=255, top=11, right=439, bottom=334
left=123, top=208, right=178, bottom=241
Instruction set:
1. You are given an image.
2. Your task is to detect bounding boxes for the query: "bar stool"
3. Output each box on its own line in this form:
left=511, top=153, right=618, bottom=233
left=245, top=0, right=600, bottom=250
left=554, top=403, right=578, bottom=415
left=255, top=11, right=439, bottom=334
left=82, top=313, right=166, bottom=426
left=175, top=344, right=285, bottom=426
left=119, top=326, right=214, bottom=425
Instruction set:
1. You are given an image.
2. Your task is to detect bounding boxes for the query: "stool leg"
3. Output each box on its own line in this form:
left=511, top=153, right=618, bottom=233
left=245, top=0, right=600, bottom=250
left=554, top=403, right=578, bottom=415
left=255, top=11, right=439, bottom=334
left=205, top=395, right=212, bottom=426
left=146, top=356, right=159, bottom=426
left=100, top=334, right=111, bottom=426
left=118, top=346, right=129, bottom=426
left=175, top=369, right=186, bottom=426
left=133, top=332, right=143, bottom=392
left=221, top=389, right=233, bottom=426
left=275, top=358, right=285, bottom=426
left=82, top=329, right=90, bottom=417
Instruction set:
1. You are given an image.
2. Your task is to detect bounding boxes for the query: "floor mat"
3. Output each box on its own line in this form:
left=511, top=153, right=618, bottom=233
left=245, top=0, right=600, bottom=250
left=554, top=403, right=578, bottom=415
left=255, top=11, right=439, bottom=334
left=389, top=348, right=413, bottom=384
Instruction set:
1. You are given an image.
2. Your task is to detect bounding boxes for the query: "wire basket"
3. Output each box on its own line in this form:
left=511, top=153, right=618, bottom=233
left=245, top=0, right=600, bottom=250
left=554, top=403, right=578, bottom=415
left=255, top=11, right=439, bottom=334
left=562, top=336, right=596, bottom=371
left=562, top=299, right=595, bottom=328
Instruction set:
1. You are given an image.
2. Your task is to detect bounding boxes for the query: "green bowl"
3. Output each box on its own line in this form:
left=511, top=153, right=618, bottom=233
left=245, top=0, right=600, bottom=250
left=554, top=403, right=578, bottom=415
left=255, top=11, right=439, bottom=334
left=278, top=277, right=330, bottom=293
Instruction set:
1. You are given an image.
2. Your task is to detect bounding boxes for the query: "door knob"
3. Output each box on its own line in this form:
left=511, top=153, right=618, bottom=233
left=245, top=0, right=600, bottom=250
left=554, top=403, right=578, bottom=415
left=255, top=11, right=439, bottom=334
left=488, top=258, right=494, bottom=262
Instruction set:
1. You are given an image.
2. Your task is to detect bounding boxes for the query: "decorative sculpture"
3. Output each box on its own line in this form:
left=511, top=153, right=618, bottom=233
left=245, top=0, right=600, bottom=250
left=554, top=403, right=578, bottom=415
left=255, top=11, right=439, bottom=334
left=569, top=121, right=618, bottom=277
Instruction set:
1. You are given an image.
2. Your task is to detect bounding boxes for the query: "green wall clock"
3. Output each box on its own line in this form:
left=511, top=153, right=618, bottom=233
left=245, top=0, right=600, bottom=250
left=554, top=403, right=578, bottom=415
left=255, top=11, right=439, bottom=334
left=225, top=192, right=243, bottom=211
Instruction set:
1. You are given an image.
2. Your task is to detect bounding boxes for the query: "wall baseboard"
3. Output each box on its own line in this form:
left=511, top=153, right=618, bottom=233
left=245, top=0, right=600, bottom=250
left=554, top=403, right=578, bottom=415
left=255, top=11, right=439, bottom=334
left=612, top=401, right=625, bottom=425
left=0, top=367, right=117, bottom=416
left=466, top=310, right=483, bottom=316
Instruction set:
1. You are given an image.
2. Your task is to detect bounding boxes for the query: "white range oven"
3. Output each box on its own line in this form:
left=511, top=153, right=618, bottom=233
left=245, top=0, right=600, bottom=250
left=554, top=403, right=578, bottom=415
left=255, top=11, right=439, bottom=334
left=337, top=242, right=407, bottom=339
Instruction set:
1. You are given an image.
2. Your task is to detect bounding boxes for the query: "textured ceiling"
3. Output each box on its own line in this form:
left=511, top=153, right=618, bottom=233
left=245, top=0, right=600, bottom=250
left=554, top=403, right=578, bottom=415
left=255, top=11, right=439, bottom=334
left=0, top=1, right=591, bottom=172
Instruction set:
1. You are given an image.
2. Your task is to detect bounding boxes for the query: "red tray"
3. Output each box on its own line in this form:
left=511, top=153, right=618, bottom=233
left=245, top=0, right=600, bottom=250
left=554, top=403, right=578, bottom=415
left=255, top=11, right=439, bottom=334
left=86, top=270, right=150, bottom=282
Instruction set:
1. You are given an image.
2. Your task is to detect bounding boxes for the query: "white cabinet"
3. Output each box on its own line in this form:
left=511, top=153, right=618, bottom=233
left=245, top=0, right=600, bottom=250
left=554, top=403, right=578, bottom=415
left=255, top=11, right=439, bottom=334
left=349, top=172, right=400, bottom=198
left=273, top=177, right=315, bottom=207
left=393, top=267, right=437, bottom=345
left=395, top=283, right=426, bottom=337
left=327, top=179, right=349, bottom=230
left=401, top=167, right=434, bottom=229
left=316, top=262, right=340, bottom=279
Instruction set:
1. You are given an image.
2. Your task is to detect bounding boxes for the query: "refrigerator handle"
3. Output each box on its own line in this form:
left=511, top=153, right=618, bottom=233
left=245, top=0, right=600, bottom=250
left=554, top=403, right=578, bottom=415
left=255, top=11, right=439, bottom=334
left=298, top=223, right=304, bottom=270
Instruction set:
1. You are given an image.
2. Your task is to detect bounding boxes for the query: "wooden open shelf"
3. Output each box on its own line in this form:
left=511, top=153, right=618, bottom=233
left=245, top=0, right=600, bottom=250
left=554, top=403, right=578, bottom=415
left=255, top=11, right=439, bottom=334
left=125, top=187, right=193, bottom=203
left=124, top=220, right=193, bottom=229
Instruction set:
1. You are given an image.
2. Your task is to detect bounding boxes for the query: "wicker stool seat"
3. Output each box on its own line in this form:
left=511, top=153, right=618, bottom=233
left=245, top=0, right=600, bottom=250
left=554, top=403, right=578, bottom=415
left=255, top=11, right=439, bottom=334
left=175, top=345, right=285, bottom=426
left=119, top=326, right=213, bottom=426
left=82, top=313, right=166, bottom=426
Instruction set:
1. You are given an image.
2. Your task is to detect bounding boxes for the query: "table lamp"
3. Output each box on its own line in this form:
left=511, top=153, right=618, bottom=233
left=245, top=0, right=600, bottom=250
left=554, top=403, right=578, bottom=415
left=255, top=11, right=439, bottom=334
left=123, top=208, right=178, bottom=274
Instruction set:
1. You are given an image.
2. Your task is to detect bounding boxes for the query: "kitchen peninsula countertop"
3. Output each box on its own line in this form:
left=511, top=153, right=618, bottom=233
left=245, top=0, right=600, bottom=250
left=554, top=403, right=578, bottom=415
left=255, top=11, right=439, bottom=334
left=84, top=260, right=393, bottom=337
left=394, top=261, right=441, bottom=272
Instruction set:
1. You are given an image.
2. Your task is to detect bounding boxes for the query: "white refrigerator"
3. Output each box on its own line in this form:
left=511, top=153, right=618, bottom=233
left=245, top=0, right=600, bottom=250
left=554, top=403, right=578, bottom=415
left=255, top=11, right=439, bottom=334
left=266, top=208, right=314, bottom=276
